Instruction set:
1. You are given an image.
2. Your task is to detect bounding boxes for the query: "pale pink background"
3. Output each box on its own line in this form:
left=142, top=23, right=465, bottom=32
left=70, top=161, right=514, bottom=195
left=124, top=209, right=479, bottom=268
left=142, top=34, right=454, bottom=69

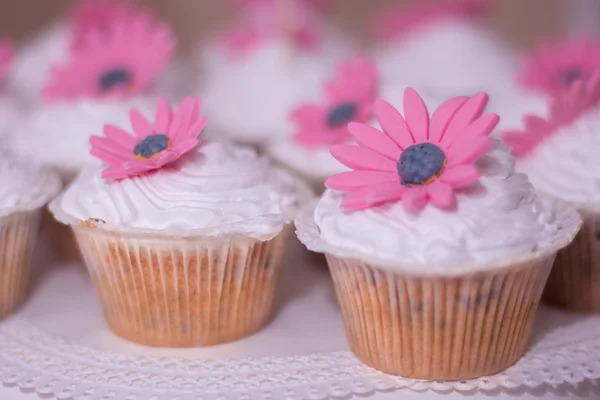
left=0, top=0, right=565, bottom=51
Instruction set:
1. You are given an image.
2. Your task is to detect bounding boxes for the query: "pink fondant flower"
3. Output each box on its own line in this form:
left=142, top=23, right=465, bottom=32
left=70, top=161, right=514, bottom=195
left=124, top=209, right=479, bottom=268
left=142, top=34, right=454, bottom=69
left=0, top=39, right=13, bottom=83
left=518, top=39, right=600, bottom=96
left=221, top=0, right=322, bottom=55
left=502, top=72, right=600, bottom=158
left=68, top=0, right=137, bottom=47
left=90, top=97, right=207, bottom=180
left=325, top=89, right=499, bottom=212
left=292, top=57, right=379, bottom=149
left=44, top=12, right=176, bottom=101
left=372, top=0, right=487, bottom=42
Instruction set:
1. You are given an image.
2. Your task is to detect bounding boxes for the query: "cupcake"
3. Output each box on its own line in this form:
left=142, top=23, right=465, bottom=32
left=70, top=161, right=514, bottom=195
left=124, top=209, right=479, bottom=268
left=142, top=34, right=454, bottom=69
left=50, top=96, right=311, bottom=346
left=295, top=88, right=581, bottom=379
left=371, top=0, right=515, bottom=98
left=501, top=71, right=600, bottom=313
left=265, top=56, right=378, bottom=191
left=197, top=0, right=352, bottom=146
left=0, top=152, right=61, bottom=318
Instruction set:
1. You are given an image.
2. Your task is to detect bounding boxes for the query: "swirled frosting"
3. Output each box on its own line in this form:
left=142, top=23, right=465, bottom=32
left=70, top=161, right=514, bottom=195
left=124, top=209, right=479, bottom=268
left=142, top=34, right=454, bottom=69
left=314, top=143, right=572, bottom=268
left=0, top=152, right=61, bottom=217
left=517, top=108, right=600, bottom=208
left=11, top=96, right=156, bottom=174
left=199, top=33, right=351, bottom=145
left=54, top=141, right=311, bottom=239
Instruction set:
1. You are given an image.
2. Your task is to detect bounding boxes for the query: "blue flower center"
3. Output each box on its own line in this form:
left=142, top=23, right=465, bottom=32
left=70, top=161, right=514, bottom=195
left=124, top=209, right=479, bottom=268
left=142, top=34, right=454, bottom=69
left=560, top=67, right=583, bottom=86
left=134, top=134, right=170, bottom=159
left=99, top=68, right=131, bottom=92
left=326, top=102, right=358, bottom=128
left=397, top=143, right=446, bottom=186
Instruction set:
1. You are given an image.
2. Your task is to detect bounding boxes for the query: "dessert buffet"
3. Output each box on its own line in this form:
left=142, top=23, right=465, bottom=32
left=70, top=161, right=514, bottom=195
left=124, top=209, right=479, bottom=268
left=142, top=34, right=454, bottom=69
left=0, top=0, right=598, bottom=399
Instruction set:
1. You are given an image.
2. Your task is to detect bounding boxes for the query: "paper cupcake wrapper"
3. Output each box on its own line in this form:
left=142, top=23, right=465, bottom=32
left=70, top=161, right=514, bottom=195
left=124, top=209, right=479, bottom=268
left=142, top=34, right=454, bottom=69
left=40, top=210, right=81, bottom=262
left=544, top=211, right=600, bottom=312
left=71, top=224, right=291, bottom=347
left=326, top=253, right=555, bottom=380
left=0, top=210, right=42, bottom=318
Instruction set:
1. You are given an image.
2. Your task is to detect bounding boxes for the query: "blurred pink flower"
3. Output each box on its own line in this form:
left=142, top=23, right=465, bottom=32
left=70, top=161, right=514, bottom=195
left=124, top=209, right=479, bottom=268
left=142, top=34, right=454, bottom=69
left=44, top=11, right=176, bottom=101
left=326, top=89, right=498, bottom=212
left=518, top=39, right=600, bottom=96
left=0, top=40, right=14, bottom=83
left=372, top=0, right=487, bottom=42
left=68, top=0, right=137, bottom=48
left=220, top=0, right=323, bottom=55
left=292, top=57, right=379, bottom=149
left=502, top=72, right=600, bottom=157
left=90, top=97, right=208, bottom=180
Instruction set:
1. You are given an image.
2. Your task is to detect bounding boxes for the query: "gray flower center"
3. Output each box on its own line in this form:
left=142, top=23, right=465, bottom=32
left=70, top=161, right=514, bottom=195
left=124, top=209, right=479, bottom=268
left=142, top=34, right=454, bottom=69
left=134, top=134, right=170, bottom=159
left=397, top=143, right=446, bottom=186
left=99, top=68, right=131, bottom=92
left=326, top=103, right=358, bottom=128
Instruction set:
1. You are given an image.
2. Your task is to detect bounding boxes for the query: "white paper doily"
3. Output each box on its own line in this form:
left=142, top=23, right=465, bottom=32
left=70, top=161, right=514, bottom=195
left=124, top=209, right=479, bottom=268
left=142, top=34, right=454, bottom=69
left=0, top=242, right=599, bottom=400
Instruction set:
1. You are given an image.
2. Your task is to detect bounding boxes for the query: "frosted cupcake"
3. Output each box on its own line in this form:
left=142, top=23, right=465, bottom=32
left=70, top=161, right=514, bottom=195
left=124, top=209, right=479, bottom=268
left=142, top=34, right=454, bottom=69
left=11, top=9, right=176, bottom=183
left=0, top=152, right=61, bottom=318
left=266, top=56, right=377, bottom=191
left=198, top=0, right=351, bottom=146
left=50, top=96, right=311, bottom=347
left=296, top=88, right=580, bottom=379
left=8, top=0, right=136, bottom=105
left=371, top=0, right=515, bottom=98
left=501, top=71, right=600, bottom=313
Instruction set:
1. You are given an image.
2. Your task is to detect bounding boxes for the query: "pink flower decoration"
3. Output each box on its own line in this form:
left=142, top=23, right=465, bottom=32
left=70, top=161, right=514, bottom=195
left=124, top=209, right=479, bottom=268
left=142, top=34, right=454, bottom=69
left=44, top=11, right=176, bottom=101
left=502, top=71, right=600, bottom=158
left=90, top=97, right=208, bottom=180
left=372, top=0, right=487, bottom=42
left=518, top=39, right=600, bottom=96
left=68, top=0, right=137, bottom=48
left=0, top=39, right=14, bottom=83
left=325, top=89, right=499, bottom=212
left=220, top=0, right=322, bottom=55
left=292, top=57, right=379, bottom=149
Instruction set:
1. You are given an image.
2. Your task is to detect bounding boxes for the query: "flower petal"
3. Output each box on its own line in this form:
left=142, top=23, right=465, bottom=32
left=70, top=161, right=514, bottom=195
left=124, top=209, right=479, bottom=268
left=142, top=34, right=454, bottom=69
left=330, top=144, right=397, bottom=172
left=439, top=165, right=479, bottom=188
left=325, top=170, right=399, bottom=191
left=429, top=96, right=469, bottom=143
left=442, top=92, right=489, bottom=144
left=155, top=97, right=173, bottom=133
left=403, top=88, right=429, bottom=142
left=447, top=137, right=492, bottom=166
left=129, top=108, right=153, bottom=138
left=347, top=122, right=400, bottom=161
left=291, top=104, right=327, bottom=129
left=170, top=97, right=200, bottom=140
left=340, top=183, right=405, bottom=211
left=90, top=136, right=132, bottom=159
left=446, top=113, right=499, bottom=151
left=103, top=125, right=136, bottom=148
left=183, top=117, right=208, bottom=140
left=374, top=99, right=415, bottom=149
left=169, top=138, right=201, bottom=157
left=427, top=181, right=456, bottom=210
left=90, top=147, right=122, bottom=165
left=402, top=187, right=427, bottom=212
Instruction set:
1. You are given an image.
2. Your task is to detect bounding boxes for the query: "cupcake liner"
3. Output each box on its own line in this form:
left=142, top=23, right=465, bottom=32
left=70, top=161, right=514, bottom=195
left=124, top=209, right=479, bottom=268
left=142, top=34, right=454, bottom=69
left=71, top=223, right=291, bottom=347
left=0, top=210, right=42, bottom=318
left=544, top=210, right=600, bottom=312
left=295, top=200, right=581, bottom=379
left=326, top=254, right=554, bottom=380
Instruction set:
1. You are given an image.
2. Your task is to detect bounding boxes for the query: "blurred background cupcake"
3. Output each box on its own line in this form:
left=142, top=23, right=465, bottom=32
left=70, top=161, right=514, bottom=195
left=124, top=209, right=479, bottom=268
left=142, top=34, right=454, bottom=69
left=195, top=0, right=354, bottom=147
left=0, top=151, right=61, bottom=318
left=502, top=69, right=600, bottom=313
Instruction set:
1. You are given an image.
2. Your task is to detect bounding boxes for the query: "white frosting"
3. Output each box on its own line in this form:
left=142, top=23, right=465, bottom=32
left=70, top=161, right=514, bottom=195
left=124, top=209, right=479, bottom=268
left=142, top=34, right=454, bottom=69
left=11, top=96, right=157, bottom=174
left=0, top=152, right=61, bottom=217
left=53, top=141, right=311, bottom=239
left=8, top=23, right=69, bottom=105
left=198, top=32, right=351, bottom=145
left=0, top=95, right=24, bottom=139
left=518, top=108, right=600, bottom=208
left=313, top=143, right=573, bottom=269
left=374, top=19, right=516, bottom=99
left=266, top=138, right=348, bottom=184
